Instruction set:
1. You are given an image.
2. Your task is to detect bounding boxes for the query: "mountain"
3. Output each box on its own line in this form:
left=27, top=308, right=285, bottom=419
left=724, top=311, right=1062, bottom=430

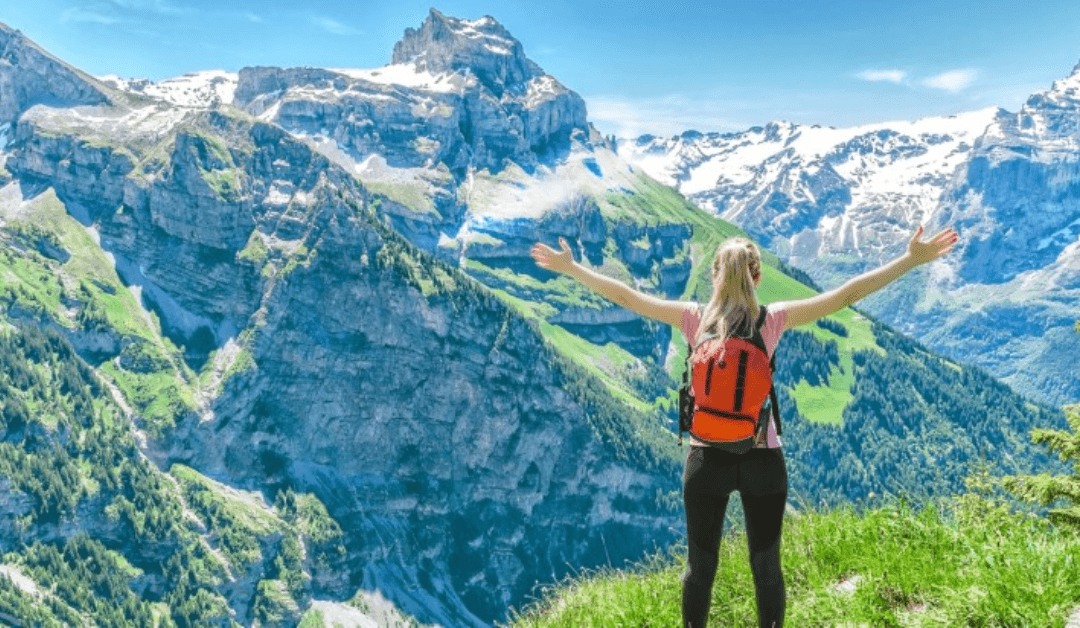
left=618, top=66, right=1080, bottom=405
left=0, top=9, right=1068, bottom=628
left=0, top=12, right=679, bottom=627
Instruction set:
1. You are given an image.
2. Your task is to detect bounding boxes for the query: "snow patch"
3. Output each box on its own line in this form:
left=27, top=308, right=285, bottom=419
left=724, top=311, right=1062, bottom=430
left=331, top=65, right=462, bottom=93
left=266, top=181, right=296, bottom=207
left=101, top=70, right=238, bottom=108
left=463, top=144, right=639, bottom=222
left=1036, top=216, right=1080, bottom=250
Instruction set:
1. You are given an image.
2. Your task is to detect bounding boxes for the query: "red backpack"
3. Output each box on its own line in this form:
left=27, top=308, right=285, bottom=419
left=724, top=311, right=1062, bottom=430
left=678, top=306, right=782, bottom=452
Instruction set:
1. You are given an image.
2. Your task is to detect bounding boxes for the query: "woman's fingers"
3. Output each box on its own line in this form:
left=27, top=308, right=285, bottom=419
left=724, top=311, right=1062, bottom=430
left=930, top=228, right=956, bottom=244
left=532, top=240, right=573, bottom=270
left=908, top=225, right=959, bottom=263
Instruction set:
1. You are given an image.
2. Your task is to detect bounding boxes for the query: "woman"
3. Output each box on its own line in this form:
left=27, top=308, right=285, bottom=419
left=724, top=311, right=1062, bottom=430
left=530, top=226, right=958, bottom=628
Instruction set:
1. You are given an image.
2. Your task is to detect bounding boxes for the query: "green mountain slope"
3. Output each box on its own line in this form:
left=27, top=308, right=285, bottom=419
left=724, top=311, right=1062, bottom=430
left=451, top=168, right=1066, bottom=509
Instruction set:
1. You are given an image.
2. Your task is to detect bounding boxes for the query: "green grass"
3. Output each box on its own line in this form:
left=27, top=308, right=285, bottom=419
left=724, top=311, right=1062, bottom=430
left=298, top=609, right=327, bottom=628
left=237, top=231, right=269, bottom=265
left=363, top=179, right=438, bottom=215
left=200, top=167, right=242, bottom=200
left=0, top=249, right=66, bottom=322
left=539, top=321, right=653, bottom=413
left=599, top=174, right=723, bottom=227
left=171, top=464, right=278, bottom=536
left=504, top=496, right=1080, bottom=628
left=3, top=190, right=157, bottom=340
left=101, top=360, right=193, bottom=434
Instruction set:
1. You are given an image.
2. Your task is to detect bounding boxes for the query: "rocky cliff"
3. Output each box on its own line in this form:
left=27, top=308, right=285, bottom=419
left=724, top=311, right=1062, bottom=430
left=0, top=17, right=682, bottom=625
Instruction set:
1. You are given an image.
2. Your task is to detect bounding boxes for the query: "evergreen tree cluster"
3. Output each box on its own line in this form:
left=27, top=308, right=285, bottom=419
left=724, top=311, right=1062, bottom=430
left=0, top=322, right=340, bottom=626
left=774, top=322, right=1066, bottom=507
left=774, top=329, right=841, bottom=388
left=1003, top=321, right=1080, bottom=533
left=8, top=535, right=156, bottom=627
left=814, top=317, right=849, bottom=337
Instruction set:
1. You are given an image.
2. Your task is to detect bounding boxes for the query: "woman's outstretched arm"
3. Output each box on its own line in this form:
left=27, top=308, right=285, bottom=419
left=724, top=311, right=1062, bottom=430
left=773, top=226, right=959, bottom=330
left=531, top=237, right=687, bottom=328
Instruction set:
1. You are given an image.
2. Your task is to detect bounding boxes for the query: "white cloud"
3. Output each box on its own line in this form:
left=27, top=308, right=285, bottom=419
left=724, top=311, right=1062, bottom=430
left=922, top=69, right=978, bottom=92
left=308, top=15, right=360, bottom=36
left=61, top=0, right=193, bottom=24
left=106, top=0, right=193, bottom=16
left=584, top=94, right=754, bottom=139
left=61, top=7, right=123, bottom=24
left=856, top=69, right=907, bottom=84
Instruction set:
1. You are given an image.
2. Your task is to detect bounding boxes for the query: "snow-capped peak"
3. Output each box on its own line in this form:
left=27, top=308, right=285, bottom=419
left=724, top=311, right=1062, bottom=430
left=391, top=9, right=543, bottom=90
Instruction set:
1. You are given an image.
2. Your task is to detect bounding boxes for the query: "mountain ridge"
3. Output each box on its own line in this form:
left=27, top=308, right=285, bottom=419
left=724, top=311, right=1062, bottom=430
left=619, top=66, right=1080, bottom=404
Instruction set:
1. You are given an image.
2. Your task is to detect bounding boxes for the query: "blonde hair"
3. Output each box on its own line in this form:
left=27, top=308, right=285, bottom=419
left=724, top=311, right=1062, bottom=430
left=695, top=237, right=762, bottom=348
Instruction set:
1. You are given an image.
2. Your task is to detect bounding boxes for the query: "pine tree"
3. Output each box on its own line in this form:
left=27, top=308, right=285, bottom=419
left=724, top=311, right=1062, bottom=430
left=1001, top=321, right=1080, bottom=532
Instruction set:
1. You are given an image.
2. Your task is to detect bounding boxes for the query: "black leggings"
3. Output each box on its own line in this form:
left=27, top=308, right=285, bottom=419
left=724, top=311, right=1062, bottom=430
left=682, top=446, right=787, bottom=628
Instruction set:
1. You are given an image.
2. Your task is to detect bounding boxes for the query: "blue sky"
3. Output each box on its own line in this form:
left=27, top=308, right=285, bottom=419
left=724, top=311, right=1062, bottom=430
left=4, top=0, right=1080, bottom=137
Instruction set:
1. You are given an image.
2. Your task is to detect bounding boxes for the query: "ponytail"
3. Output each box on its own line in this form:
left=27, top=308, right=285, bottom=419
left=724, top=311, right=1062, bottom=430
left=695, top=238, right=762, bottom=355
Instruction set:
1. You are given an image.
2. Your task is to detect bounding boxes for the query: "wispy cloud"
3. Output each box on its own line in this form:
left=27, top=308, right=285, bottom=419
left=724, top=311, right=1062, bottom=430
left=61, top=6, right=124, bottom=24
left=241, top=11, right=263, bottom=23
left=308, top=14, right=360, bottom=36
left=922, top=69, right=978, bottom=92
left=584, top=94, right=756, bottom=139
left=106, top=0, right=194, bottom=16
left=856, top=69, right=907, bottom=84
left=60, top=0, right=194, bottom=25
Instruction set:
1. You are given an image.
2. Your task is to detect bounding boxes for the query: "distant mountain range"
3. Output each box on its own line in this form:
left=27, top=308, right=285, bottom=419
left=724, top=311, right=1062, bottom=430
left=618, top=68, right=1080, bottom=405
left=0, top=9, right=1069, bottom=628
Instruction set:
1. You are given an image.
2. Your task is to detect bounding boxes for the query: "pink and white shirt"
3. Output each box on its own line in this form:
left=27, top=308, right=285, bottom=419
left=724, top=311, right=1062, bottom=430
left=679, top=304, right=788, bottom=449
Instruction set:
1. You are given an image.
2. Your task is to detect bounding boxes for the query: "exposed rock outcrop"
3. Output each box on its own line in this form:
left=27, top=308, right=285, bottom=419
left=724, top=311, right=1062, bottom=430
left=0, top=21, right=112, bottom=124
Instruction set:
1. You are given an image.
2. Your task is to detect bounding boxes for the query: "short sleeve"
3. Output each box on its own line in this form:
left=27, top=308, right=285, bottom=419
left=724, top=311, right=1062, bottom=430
left=761, top=307, right=787, bottom=358
left=679, top=303, right=702, bottom=345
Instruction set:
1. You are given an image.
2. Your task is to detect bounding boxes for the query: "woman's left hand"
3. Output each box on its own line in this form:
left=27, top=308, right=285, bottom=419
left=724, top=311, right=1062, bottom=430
left=531, top=237, right=576, bottom=275
left=907, top=225, right=959, bottom=265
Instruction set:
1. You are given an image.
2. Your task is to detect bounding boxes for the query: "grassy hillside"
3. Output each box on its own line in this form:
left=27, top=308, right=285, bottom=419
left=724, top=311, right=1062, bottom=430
left=504, top=494, right=1080, bottom=628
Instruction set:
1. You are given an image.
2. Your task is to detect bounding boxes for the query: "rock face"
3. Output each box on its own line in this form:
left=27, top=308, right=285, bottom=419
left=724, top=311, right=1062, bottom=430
left=0, top=22, right=111, bottom=124
left=621, top=65, right=1080, bottom=403
left=392, top=9, right=544, bottom=94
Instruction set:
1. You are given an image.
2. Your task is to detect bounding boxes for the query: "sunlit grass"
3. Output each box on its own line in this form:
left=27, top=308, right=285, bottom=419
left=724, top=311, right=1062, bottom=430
left=505, top=496, right=1080, bottom=628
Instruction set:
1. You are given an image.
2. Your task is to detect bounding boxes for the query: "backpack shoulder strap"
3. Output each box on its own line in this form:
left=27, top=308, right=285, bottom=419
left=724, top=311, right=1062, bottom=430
left=755, top=305, right=784, bottom=438
left=747, top=305, right=769, bottom=355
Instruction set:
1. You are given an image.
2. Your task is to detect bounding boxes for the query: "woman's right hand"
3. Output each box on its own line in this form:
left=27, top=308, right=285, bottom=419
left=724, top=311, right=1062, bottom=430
left=531, top=237, right=576, bottom=275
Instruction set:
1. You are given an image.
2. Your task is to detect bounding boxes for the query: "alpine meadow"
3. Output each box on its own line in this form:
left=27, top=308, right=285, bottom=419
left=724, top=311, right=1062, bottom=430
left=0, top=8, right=1078, bottom=628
